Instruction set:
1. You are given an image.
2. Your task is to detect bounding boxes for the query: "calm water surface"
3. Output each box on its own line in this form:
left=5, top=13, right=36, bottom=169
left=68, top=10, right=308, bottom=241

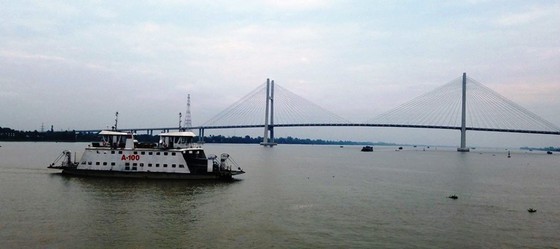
left=1, top=142, right=559, bottom=248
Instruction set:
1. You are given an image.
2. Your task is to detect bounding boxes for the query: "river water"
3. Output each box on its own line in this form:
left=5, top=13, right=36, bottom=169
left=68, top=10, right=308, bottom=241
left=0, top=142, right=559, bottom=248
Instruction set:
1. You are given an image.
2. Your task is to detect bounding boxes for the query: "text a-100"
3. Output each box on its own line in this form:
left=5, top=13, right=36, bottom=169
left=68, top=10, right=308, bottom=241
left=121, top=155, right=140, bottom=161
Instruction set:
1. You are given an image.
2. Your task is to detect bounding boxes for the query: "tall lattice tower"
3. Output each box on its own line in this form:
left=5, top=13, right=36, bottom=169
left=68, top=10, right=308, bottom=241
left=184, top=94, right=192, bottom=131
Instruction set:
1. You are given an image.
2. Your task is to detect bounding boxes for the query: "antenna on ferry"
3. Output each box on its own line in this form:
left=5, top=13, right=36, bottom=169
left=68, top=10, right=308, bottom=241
left=114, top=112, right=119, bottom=131
left=179, top=112, right=182, bottom=130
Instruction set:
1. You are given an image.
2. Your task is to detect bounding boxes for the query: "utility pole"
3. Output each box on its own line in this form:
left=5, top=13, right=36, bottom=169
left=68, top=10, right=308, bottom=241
left=184, top=94, right=192, bottom=131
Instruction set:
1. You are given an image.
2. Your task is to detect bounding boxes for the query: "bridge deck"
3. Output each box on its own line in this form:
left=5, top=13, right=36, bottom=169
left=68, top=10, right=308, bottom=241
left=75, top=123, right=560, bottom=135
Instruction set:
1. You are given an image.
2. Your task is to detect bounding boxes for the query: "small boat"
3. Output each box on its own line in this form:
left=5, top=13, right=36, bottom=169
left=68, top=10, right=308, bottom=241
left=527, top=208, right=537, bottom=213
left=448, top=195, right=458, bottom=200
left=48, top=130, right=244, bottom=180
left=361, top=146, right=373, bottom=152
left=547, top=151, right=553, bottom=155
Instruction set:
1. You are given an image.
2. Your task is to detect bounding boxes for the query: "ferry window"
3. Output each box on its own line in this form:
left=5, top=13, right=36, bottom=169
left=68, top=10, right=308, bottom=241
left=149, top=152, right=153, bottom=155
left=156, top=164, right=160, bottom=167
left=140, top=163, right=144, bottom=167
left=125, top=162, right=130, bottom=166
left=172, top=164, right=176, bottom=168
left=141, top=152, right=145, bottom=155
left=125, top=166, right=130, bottom=170
left=111, top=151, right=115, bottom=154
left=132, top=166, right=137, bottom=170
left=88, top=162, right=92, bottom=165
left=189, top=151, right=193, bottom=154
left=179, top=164, right=184, bottom=168
left=133, top=163, right=137, bottom=166
left=118, top=151, right=123, bottom=154
left=148, top=163, right=152, bottom=167
left=163, top=164, right=168, bottom=167
left=133, top=151, right=138, bottom=155
left=156, top=152, right=160, bottom=155
left=171, top=152, right=176, bottom=156
left=81, top=161, right=86, bottom=165
left=111, top=162, right=115, bottom=166
left=164, top=152, right=168, bottom=156
left=95, top=162, right=100, bottom=165
left=103, top=162, right=107, bottom=166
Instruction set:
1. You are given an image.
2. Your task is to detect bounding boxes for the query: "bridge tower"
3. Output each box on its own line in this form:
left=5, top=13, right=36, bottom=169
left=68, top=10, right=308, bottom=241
left=457, top=72, right=470, bottom=152
left=261, top=79, right=277, bottom=147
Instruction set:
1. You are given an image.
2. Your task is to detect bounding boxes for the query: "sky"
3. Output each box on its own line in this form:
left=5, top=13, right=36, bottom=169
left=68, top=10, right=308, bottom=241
left=1, top=0, right=559, bottom=147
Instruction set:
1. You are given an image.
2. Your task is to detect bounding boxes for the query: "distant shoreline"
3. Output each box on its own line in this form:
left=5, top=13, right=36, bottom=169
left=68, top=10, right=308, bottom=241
left=0, top=127, right=395, bottom=146
left=3, top=127, right=556, bottom=150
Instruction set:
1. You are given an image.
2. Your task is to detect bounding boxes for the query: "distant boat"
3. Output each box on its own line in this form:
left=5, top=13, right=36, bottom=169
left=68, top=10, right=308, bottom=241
left=361, top=146, right=373, bottom=152
left=547, top=151, right=553, bottom=155
left=448, top=195, right=458, bottom=200
left=527, top=208, right=537, bottom=213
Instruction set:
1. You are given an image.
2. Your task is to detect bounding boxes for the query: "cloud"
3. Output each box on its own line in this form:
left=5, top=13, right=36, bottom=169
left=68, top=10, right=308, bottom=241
left=496, top=4, right=558, bottom=26
left=261, top=0, right=334, bottom=10
left=0, top=50, right=68, bottom=63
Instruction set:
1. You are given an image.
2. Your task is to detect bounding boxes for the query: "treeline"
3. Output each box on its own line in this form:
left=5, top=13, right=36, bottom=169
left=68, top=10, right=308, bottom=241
left=0, top=127, right=159, bottom=143
left=1, top=126, right=388, bottom=145
left=520, top=146, right=560, bottom=152
left=203, top=135, right=389, bottom=145
left=0, top=127, right=81, bottom=142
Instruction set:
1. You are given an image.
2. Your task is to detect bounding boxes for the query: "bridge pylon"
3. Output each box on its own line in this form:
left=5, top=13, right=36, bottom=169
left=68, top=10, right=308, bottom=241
left=457, top=72, right=470, bottom=152
left=261, top=78, right=277, bottom=147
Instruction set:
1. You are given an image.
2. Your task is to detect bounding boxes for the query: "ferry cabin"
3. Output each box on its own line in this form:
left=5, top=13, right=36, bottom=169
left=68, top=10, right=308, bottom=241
left=78, top=131, right=212, bottom=174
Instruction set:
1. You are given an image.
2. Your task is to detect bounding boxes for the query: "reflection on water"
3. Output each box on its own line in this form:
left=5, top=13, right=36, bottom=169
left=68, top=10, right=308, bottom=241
left=1, top=142, right=559, bottom=248
left=51, top=176, right=238, bottom=248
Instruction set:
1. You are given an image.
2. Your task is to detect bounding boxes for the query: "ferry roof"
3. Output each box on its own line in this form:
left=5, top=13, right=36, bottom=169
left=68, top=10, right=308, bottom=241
left=99, top=130, right=130, bottom=136
left=159, top=131, right=196, bottom=137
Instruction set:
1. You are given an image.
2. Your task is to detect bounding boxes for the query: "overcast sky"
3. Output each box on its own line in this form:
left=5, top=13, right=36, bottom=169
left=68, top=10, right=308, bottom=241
left=1, top=0, right=559, bottom=147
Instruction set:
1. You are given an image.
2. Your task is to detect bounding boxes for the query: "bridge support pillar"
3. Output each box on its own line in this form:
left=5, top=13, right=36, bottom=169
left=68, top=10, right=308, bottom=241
left=261, top=78, right=277, bottom=147
left=198, top=128, right=205, bottom=143
left=458, top=72, right=470, bottom=152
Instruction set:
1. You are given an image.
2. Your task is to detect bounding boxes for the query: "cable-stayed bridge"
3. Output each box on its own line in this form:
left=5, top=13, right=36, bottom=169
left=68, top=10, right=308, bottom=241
left=78, top=73, right=560, bottom=151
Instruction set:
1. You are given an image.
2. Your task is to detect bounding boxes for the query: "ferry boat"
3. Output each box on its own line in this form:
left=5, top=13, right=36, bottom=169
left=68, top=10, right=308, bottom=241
left=48, top=130, right=245, bottom=180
